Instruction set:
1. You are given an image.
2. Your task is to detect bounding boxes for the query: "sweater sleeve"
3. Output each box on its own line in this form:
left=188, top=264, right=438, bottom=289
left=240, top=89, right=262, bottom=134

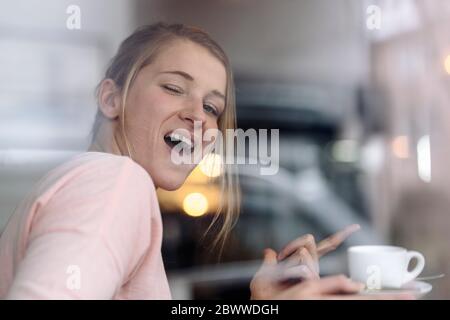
left=6, top=156, right=156, bottom=299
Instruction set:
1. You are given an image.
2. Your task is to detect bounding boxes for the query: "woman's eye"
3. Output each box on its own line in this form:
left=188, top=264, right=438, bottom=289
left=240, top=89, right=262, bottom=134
left=162, top=84, right=183, bottom=94
left=203, top=104, right=218, bottom=116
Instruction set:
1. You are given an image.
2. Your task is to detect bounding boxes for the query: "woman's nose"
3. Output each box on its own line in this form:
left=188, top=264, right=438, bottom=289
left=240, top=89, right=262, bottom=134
left=179, top=102, right=207, bottom=127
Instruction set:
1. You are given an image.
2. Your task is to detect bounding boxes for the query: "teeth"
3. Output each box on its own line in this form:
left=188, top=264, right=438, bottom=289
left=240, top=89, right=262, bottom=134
left=168, top=132, right=193, bottom=148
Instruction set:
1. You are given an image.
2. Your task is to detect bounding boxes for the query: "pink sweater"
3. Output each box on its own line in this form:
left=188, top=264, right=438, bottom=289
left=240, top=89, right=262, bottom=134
left=0, top=152, right=172, bottom=299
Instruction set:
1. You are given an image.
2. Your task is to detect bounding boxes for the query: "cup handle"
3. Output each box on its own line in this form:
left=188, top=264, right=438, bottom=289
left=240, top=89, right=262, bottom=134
left=403, top=251, right=425, bottom=285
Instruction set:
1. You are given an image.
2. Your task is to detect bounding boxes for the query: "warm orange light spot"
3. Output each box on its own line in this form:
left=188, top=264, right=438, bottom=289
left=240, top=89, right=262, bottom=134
left=183, top=193, right=209, bottom=217
left=445, top=55, right=450, bottom=75
left=392, top=135, right=409, bottom=159
left=199, top=153, right=223, bottom=178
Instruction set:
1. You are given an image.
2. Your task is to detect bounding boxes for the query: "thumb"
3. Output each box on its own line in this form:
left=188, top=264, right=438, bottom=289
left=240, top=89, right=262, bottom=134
left=262, top=248, right=278, bottom=266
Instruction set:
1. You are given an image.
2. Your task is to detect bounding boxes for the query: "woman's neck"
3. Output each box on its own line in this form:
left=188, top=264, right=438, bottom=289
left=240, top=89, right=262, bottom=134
left=88, top=122, right=125, bottom=156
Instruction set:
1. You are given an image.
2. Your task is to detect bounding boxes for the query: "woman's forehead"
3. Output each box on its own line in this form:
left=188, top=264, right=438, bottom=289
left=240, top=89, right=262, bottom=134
left=150, top=40, right=226, bottom=86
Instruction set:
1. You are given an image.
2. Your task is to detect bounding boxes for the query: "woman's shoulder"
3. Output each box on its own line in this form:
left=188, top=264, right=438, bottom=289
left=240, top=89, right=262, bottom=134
left=68, top=151, right=147, bottom=174
left=26, top=152, right=161, bottom=235
left=70, top=151, right=152, bottom=181
left=63, top=151, right=151, bottom=183
left=37, top=151, right=157, bottom=204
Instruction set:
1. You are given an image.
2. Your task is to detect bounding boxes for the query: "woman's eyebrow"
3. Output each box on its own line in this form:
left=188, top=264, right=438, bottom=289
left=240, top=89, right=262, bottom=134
left=208, top=90, right=226, bottom=101
left=159, top=70, right=194, bottom=81
left=160, top=70, right=226, bottom=101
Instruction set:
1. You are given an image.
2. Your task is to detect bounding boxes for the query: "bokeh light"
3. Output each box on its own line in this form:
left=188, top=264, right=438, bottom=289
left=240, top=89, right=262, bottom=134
left=199, top=153, right=223, bottom=178
left=445, top=55, right=450, bottom=75
left=182, top=192, right=209, bottom=217
left=392, top=135, right=410, bottom=159
left=331, top=140, right=359, bottom=163
left=417, top=135, right=431, bottom=183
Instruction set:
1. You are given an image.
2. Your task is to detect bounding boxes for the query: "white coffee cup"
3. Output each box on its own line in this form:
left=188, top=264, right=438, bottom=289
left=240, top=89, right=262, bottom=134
left=348, top=245, right=425, bottom=289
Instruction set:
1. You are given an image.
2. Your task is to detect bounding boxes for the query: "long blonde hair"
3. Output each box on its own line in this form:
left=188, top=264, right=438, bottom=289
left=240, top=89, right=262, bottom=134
left=92, top=22, right=240, bottom=255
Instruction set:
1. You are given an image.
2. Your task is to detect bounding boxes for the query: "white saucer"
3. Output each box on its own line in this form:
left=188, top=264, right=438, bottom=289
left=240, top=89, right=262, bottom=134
left=359, top=281, right=432, bottom=299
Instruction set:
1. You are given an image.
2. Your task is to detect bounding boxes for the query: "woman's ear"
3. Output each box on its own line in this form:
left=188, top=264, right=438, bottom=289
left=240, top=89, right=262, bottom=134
left=98, top=79, right=121, bottom=120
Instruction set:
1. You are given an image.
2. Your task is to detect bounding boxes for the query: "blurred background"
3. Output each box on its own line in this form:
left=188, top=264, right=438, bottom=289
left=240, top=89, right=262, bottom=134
left=1, top=0, right=450, bottom=299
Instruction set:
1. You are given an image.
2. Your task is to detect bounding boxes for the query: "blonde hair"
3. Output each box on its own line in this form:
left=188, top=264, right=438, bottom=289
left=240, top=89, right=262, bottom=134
left=92, top=22, right=240, bottom=256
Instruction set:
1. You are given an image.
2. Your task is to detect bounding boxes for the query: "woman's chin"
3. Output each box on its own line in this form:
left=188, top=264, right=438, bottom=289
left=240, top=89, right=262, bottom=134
left=159, top=183, right=183, bottom=191
left=154, top=173, right=189, bottom=191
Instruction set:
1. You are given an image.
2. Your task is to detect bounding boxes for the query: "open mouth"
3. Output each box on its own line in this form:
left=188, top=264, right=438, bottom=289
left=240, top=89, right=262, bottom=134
left=164, top=131, right=195, bottom=153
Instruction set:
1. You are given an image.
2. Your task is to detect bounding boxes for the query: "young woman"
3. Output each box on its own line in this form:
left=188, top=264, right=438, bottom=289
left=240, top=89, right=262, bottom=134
left=0, top=23, right=411, bottom=300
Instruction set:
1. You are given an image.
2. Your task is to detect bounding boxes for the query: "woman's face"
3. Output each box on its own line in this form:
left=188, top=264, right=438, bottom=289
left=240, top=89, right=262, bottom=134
left=122, top=39, right=227, bottom=190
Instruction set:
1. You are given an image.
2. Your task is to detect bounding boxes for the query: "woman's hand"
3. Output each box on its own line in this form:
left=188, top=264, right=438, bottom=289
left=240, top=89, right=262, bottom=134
left=250, top=249, right=414, bottom=300
left=275, top=224, right=361, bottom=281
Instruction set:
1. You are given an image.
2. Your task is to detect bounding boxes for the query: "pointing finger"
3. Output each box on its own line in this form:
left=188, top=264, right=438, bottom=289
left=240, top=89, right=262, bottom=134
left=317, top=224, right=360, bottom=257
